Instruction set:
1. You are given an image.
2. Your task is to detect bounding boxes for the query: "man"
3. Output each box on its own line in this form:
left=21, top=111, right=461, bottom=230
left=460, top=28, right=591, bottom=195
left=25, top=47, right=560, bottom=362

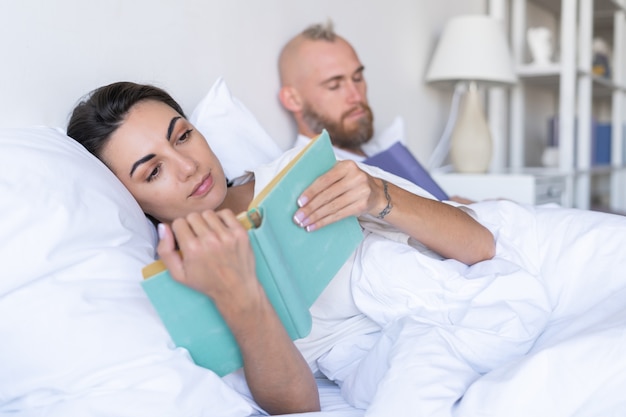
left=278, top=20, right=374, bottom=161
left=278, top=20, right=473, bottom=203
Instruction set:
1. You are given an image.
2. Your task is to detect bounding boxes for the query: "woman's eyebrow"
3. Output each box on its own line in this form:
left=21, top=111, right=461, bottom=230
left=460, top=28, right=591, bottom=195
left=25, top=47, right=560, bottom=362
left=167, top=116, right=182, bottom=141
left=130, top=154, right=156, bottom=178
left=129, top=116, right=181, bottom=178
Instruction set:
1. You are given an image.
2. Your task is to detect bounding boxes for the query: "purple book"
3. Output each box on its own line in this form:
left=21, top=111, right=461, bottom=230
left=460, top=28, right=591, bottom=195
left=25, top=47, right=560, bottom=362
left=363, top=141, right=449, bottom=201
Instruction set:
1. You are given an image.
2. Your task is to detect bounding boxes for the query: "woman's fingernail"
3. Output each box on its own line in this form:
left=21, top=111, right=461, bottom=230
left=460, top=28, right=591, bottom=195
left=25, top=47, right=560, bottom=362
left=297, top=195, right=308, bottom=207
left=157, top=223, right=166, bottom=239
left=293, top=211, right=310, bottom=227
left=305, top=224, right=316, bottom=232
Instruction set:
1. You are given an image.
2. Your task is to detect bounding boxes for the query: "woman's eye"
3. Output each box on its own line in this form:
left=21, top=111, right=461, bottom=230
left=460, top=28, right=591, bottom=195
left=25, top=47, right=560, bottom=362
left=177, top=128, right=193, bottom=144
left=147, top=164, right=161, bottom=182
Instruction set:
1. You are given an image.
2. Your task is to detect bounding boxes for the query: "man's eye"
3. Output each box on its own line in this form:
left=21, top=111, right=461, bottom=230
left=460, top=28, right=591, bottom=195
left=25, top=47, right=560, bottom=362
left=328, top=82, right=340, bottom=91
left=147, top=164, right=161, bottom=182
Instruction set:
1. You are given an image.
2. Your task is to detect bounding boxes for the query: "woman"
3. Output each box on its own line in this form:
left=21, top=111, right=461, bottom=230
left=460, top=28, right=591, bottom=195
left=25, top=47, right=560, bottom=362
left=66, top=81, right=495, bottom=414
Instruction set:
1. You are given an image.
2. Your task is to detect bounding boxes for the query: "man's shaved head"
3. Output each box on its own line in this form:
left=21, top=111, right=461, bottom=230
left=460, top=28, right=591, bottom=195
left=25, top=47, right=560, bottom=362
left=278, top=20, right=374, bottom=152
left=279, top=20, right=339, bottom=86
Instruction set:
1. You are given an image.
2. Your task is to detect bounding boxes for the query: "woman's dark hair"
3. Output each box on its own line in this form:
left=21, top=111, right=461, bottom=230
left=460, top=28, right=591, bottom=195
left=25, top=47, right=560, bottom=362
left=67, top=81, right=186, bottom=159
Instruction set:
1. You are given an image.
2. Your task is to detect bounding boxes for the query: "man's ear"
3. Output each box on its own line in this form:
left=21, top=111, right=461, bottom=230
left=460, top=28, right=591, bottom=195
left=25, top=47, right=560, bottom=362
left=278, top=86, right=303, bottom=112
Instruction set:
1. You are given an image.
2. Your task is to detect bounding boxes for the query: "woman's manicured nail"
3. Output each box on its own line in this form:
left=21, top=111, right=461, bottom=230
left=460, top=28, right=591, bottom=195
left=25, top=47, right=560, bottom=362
left=293, top=211, right=310, bottom=227
left=157, top=223, right=166, bottom=239
left=297, top=195, right=309, bottom=207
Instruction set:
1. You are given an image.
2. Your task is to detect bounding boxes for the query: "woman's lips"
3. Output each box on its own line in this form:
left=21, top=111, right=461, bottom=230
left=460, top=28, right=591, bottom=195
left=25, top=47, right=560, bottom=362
left=190, top=174, right=213, bottom=198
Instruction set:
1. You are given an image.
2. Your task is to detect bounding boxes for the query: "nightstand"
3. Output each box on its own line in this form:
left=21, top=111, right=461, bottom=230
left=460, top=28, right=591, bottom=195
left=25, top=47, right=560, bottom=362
left=432, top=171, right=568, bottom=206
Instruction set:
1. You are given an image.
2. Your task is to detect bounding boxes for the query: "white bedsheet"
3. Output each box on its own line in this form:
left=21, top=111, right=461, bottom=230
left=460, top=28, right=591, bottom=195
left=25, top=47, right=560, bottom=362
left=332, top=200, right=626, bottom=417
left=280, top=378, right=364, bottom=417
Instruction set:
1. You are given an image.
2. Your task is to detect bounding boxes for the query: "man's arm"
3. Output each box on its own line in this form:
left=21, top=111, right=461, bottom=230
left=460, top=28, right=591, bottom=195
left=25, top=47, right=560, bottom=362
left=293, top=160, right=494, bottom=265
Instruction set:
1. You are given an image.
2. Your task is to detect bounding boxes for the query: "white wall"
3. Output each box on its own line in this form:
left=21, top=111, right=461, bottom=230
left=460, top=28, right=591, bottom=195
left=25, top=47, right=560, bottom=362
left=0, top=0, right=485, bottom=160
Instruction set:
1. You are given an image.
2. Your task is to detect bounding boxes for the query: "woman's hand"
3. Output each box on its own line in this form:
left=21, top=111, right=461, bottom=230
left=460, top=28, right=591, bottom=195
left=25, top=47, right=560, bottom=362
left=293, top=160, right=388, bottom=231
left=156, top=209, right=260, bottom=316
left=156, top=209, right=320, bottom=414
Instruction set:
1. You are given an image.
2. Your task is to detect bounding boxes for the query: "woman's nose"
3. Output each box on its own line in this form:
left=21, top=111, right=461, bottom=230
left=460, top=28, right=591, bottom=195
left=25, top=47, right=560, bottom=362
left=176, top=153, right=197, bottom=179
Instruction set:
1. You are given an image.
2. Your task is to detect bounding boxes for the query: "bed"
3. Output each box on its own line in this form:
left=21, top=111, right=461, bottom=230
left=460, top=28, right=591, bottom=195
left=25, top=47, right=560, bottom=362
left=3, top=78, right=626, bottom=417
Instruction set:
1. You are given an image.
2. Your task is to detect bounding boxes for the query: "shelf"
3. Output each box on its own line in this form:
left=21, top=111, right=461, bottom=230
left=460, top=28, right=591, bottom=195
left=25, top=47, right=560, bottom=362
left=529, top=0, right=626, bottom=15
left=515, top=65, right=626, bottom=94
left=596, top=0, right=626, bottom=29
left=504, top=0, right=626, bottom=210
left=517, top=64, right=561, bottom=87
left=516, top=165, right=625, bottom=177
left=506, top=166, right=570, bottom=175
left=584, top=165, right=621, bottom=175
left=591, top=74, right=626, bottom=96
left=522, top=165, right=610, bottom=174
left=527, top=0, right=624, bottom=31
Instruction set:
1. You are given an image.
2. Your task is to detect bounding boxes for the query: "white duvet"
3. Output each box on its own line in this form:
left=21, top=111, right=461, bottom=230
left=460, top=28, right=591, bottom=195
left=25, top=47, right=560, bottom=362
left=343, top=200, right=626, bottom=417
left=253, top=149, right=626, bottom=417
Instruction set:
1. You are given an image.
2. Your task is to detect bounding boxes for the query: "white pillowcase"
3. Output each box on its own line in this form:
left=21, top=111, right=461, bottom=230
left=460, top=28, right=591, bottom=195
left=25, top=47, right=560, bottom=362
left=361, top=115, right=406, bottom=156
left=190, top=77, right=283, bottom=181
left=0, top=127, right=255, bottom=416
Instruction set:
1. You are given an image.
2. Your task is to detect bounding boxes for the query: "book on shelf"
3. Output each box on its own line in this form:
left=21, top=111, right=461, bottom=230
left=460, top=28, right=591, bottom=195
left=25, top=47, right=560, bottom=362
left=363, top=141, right=450, bottom=201
left=140, top=130, right=364, bottom=376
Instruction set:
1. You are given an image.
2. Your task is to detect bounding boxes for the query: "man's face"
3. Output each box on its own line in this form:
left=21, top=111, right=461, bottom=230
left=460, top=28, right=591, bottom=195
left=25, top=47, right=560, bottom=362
left=296, top=38, right=374, bottom=150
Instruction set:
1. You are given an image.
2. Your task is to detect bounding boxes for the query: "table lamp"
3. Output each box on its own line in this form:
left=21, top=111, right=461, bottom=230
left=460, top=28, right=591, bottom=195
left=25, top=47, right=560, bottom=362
left=426, top=15, right=517, bottom=173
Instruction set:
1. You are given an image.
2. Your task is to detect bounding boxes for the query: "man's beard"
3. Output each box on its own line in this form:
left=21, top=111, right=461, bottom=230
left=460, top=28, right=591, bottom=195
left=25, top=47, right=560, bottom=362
left=302, top=103, right=374, bottom=152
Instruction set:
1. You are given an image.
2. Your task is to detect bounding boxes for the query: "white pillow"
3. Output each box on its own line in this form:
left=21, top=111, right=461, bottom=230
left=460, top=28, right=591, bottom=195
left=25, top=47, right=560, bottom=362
left=361, top=115, right=406, bottom=156
left=190, top=77, right=283, bottom=180
left=0, top=127, right=255, bottom=416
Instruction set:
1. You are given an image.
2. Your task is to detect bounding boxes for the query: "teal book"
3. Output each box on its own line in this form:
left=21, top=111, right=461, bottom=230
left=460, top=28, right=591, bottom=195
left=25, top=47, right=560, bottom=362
left=140, top=130, right=364, bottom=376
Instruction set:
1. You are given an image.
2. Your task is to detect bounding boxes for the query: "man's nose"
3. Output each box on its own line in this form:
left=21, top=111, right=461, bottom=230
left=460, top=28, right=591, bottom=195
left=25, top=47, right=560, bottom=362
left=346, top=81, right=364, bottom=103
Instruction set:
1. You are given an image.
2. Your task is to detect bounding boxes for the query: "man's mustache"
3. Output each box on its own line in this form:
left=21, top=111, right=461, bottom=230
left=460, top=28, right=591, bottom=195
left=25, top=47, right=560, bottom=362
left=341, top=103, right=371, bottom=121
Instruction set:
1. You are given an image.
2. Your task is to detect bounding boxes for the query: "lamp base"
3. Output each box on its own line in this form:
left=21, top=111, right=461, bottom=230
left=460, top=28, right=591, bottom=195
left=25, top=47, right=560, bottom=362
left=449, top=83, right=492, bottom=173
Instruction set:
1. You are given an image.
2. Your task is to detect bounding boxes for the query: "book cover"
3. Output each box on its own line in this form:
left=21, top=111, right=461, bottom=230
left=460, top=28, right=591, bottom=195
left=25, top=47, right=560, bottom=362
left=141, top=130, right=363, bottom=376
left=363, top=141, right=450, bottom=201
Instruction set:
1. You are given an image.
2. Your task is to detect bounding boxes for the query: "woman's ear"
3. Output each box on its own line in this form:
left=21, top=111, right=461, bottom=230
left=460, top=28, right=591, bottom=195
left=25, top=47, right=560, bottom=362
left=278, top=86, right=303, bottom=112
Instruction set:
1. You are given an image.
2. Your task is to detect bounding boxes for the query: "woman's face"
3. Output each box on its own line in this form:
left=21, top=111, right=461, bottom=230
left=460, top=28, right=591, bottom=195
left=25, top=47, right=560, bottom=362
left=101, top=99, right=228, bottom=223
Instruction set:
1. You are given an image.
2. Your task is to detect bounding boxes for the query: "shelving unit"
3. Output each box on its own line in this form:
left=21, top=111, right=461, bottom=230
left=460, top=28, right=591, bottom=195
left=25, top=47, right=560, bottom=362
left=492, top=0, right=626, bottom=211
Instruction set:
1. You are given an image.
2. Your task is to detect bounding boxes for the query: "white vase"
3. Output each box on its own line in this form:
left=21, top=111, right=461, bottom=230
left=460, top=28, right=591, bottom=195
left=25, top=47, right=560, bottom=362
left=542, top=146, right=559, bottom=167
left=527, top=27, right=553, bottom=66
left=450, top=83, right=492, bottom=173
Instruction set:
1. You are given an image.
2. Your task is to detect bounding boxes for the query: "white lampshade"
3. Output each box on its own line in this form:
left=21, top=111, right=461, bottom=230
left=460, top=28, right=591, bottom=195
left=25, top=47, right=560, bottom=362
left=426, top=15, right=517, bottom=86
left=426, top=15, right=517, bottom=174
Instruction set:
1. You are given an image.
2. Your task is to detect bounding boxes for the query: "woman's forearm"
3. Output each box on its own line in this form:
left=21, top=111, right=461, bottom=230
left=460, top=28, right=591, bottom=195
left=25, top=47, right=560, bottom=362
left=158, top=213, right=320, bottom=414
left=218, top=288, right=320, bottom=415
